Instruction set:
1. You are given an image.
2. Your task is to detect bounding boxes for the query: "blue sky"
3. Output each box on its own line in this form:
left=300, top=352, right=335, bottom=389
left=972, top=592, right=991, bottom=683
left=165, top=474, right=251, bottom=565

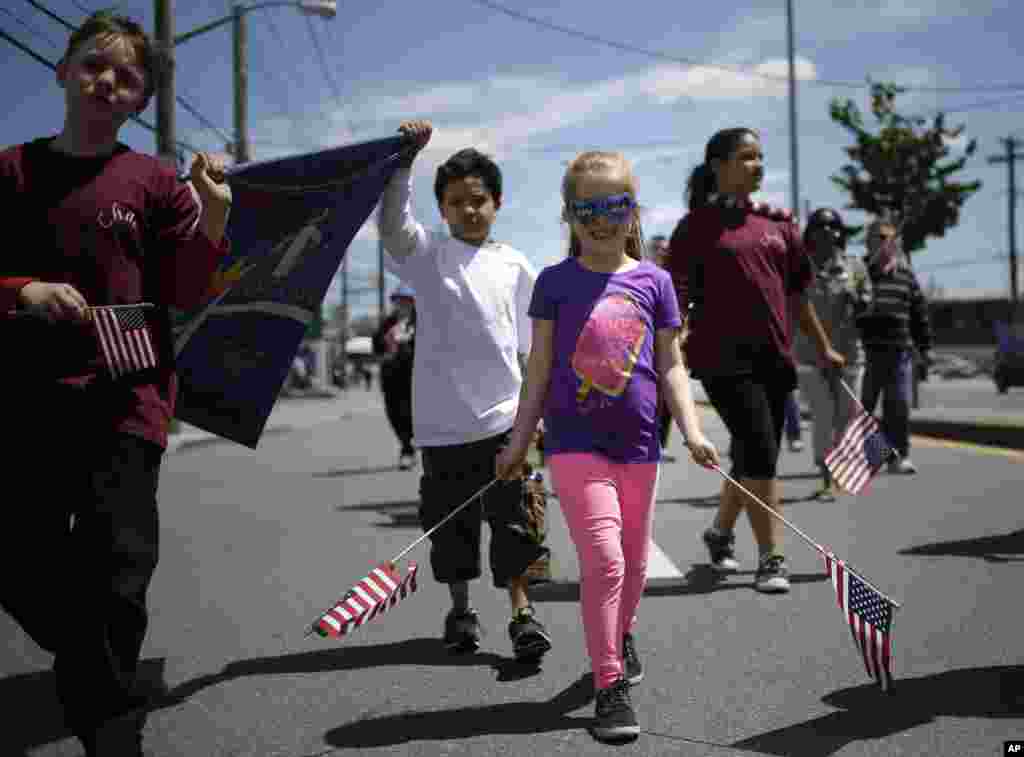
left=4, top=0, right=1024, bottom=318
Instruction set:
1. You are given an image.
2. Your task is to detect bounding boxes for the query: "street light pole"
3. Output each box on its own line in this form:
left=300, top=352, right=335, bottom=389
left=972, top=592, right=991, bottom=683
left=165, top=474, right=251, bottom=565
left=157, top=1, right=336, bottom=166
left=154, top=0, right=176, bottom=167
left=233, top=5, right=249, bottom=163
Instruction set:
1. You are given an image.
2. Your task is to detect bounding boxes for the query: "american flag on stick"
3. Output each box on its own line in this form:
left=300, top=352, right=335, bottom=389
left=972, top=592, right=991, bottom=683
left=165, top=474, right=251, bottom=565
left=91, top=304, right=158, bottom=378
left=825, top=552, right=896, bottom=691
left=311, top=561, right=418, bottom=639
left=824, top=410, right=894, bottom=495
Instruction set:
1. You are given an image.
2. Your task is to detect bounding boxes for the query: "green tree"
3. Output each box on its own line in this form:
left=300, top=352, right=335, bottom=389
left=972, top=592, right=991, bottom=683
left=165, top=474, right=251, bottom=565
left=829, top=81, right=982, bottom=257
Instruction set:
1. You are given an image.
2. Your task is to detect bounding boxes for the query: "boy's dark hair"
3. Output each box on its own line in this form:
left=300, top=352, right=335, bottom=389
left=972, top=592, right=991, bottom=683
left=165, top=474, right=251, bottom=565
left=64, top=10, right=160, bottom=102
left=433, top=148, right=502, bottom=206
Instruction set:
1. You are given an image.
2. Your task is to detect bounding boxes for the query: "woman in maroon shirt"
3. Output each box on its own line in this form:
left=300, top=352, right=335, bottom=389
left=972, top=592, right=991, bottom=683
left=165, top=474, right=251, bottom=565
left=0, top=11, right=229, bottom=756
left=668, top=128, right=843, bottom=593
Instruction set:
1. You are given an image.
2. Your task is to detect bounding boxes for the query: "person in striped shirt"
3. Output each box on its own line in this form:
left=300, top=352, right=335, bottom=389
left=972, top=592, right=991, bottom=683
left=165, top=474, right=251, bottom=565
left=856, top=219, right=933, bottom=474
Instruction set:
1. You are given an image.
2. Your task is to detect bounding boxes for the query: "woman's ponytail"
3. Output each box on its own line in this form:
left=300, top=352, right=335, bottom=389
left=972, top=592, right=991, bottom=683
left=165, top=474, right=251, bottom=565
left=686, top=163, right=716, bottom=212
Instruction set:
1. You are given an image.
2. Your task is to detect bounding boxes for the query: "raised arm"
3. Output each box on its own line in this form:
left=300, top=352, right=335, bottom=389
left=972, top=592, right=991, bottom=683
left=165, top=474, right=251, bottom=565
left=377, top=120, right=432, bottom=267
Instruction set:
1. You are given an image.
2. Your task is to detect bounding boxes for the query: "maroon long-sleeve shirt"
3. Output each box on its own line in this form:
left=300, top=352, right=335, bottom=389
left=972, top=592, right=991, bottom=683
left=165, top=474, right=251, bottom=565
left=668, top=203, right=813, bottom=381
left=0, top=137, right=227, bottom=448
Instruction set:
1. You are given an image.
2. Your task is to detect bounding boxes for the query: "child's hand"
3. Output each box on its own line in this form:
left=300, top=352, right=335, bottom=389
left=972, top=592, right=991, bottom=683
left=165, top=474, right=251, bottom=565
left=189, top=151, right=232, bottom=212
left=686, top=433, right=720, bottom=469
left=495, top=438, right=529, bottom=481
left=17, top=281, right=90, bottom=323
left=398, top=120, right=432, bottom=159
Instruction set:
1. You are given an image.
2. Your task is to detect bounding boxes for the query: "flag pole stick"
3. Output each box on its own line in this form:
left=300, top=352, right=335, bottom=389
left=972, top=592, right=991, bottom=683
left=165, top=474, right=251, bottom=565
left=389, top=478, right=500, bottom=565
left=710, top=463, right=903, bottom=609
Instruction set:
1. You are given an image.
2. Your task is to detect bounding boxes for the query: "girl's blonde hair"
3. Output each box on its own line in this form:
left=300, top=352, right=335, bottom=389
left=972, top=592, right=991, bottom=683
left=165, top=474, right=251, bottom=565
left=562, top=151, right=644, bottom=260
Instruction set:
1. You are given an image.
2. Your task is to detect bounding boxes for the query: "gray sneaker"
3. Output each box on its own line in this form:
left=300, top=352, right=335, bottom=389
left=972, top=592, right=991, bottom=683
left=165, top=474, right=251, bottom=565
left=754, top=554, right=790, bottom=594
left=702, top=528, right=740, bottom=572
left=888, top=457, right=917, bottom=475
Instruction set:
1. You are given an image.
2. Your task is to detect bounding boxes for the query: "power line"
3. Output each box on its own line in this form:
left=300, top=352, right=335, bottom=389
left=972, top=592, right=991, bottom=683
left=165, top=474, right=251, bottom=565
left=302, top=13, right=357, bottom=138
left=1, top=6, right=59, bottom=47
left=467, top=0, right=1024, bottom=95
left=0, top=25, right=202, bottom=154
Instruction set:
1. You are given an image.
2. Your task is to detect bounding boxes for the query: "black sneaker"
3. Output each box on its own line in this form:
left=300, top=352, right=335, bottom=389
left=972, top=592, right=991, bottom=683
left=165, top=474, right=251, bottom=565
left=754, top=554, right=791, bottom=594
left=591, top=677, right=640, bottom=742
left=702, top=528, right=740, bottom=572
left=508, top=606, right=552, bottom=663
left=443, top=608, right=482, bottom=653
left=623, top=632, right=643, bottom=685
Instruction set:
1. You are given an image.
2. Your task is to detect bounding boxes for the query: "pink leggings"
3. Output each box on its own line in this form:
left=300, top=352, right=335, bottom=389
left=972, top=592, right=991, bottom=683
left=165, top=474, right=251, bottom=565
left=548, top=453, right=659, bottom=690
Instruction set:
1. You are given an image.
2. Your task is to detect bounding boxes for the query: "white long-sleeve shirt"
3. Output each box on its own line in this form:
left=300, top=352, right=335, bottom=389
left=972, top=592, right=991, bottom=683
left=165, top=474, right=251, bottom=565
left=377, top=167, right=536, bottom=447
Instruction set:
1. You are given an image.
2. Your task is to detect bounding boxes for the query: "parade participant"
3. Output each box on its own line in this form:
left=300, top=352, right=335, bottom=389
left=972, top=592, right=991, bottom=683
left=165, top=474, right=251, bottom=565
left=794, top=207, right=872, bottom=499
left=0, top=11, right=230, bottom=756
left=497, top=151, right=719, bottom=742
left=667, top=128, right=845, bottom=593
left=373, top=284, right=417, bottom=470
left=783, top=390, right=805, bottom=452
left=857, top=218, right=933, bottom=474
left=377, top=120, right=552, bottom=662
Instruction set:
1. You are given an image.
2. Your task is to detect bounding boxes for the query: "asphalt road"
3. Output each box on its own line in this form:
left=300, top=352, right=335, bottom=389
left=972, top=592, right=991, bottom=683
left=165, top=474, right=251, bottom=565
left=2, top=397, right=1022, bottom=757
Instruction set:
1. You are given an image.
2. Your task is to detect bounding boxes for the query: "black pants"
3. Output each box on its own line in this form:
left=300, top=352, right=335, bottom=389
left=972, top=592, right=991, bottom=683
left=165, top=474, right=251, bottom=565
left=381, top=365, right=414, bottom=454
left=1, top=406, right=161, bottom=740
left=702, top=369, right=793, bottom=479
left=419, top=432, right=548, bottom=588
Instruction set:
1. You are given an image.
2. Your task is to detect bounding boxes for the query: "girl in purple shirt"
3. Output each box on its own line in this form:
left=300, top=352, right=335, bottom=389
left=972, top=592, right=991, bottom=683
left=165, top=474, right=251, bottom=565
left=497, top=151, right=718, bottom=743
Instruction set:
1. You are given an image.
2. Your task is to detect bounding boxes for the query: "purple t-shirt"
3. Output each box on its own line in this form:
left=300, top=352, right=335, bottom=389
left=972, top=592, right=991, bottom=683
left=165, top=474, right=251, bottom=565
left=529, top=258, right=681, bottom=463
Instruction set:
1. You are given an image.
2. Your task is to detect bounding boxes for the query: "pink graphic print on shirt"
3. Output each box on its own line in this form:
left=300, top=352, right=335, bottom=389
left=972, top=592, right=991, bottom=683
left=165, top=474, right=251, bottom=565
left=571, top=292, right=647, bottom=410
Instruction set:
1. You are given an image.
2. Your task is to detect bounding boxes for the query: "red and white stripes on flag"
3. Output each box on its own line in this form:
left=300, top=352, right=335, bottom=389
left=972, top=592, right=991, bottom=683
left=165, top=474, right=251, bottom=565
left=824, top=410, right=893, bottom=495
left=92, top=304, right=158, bottom=378
left=825, top=552, right=895, bottom=691
left=313, top=561, right=418, bottom=638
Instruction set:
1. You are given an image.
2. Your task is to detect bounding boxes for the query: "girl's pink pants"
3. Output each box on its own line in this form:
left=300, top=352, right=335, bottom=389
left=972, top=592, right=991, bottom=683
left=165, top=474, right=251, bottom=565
left=548, top=453, right=659, bottom=690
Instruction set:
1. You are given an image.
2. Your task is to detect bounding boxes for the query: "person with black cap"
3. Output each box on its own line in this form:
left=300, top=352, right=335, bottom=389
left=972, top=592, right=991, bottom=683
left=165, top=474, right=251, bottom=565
left=793, top=208, right=872, bottom=500
left=373, top=284, right=418, bottom=469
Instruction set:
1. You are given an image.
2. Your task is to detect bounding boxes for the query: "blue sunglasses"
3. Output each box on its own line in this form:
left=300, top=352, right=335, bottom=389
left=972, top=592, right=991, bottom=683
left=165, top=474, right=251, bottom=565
left=569, top=193, right=637, bottom=225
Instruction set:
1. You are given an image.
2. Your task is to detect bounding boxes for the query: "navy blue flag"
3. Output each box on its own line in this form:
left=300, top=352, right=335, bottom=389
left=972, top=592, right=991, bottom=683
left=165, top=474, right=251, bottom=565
left=173, top=136, right=408, bottom=447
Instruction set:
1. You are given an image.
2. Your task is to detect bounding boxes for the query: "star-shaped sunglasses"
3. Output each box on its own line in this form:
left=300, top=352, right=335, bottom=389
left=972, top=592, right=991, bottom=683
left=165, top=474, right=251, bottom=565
left=568, top=193, right=637, bottom=225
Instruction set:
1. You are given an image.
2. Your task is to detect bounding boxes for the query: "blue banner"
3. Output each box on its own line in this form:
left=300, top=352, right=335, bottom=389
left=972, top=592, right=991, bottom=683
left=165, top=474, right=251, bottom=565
left=173, top=136, right=407, bottom=448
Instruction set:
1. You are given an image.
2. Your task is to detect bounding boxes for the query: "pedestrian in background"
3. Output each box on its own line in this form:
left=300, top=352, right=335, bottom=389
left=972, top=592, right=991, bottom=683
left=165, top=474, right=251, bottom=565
left=793, top=207, right=872, bottom=499
left=373, top=284, right=417, bottom=470
left=0, top=11, right=230, bottom=756
left=857, top=218, right=933, bottom=475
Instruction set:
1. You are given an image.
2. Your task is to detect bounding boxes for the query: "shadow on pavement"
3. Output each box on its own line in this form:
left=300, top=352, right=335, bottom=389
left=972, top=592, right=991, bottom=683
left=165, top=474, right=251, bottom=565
left=0, top=641, right=523, bottom=755
left=658, top=493, right=819, bottom=508
left=322, top=672, right=595, bottom=748
left=900, top=529, right=1024, bottom=563
left=728, top=665, right=1024, bottom=757
left=530, top=567, right=828, bottom=603
left=314, top=464, right=405, bottom=478
left=334, top=499, right=419, bottom=513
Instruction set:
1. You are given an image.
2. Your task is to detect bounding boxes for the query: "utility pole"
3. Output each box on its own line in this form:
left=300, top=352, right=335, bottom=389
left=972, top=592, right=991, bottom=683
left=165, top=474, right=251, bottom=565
left=233, top=5, right=250, bottom=164
left=785, top=0, right=800, bottom=218
left=153, top=0, right=176, bottom=167
left=988, top=136, right=1022, bottom=322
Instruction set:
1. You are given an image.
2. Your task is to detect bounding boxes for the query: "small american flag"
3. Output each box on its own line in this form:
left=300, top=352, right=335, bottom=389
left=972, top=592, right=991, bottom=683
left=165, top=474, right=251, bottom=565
left=313, top=561, right=418, bottom=638
left=92, top=304, right=158, bottom=378
left=825, top=552, right=895, bottom=690
left=824, top=411, right=894, bottom=494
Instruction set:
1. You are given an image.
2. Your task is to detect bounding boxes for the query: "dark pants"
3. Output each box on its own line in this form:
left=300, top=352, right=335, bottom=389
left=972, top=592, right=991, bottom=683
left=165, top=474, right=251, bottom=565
left=862, top=347, right=913, bottom=456
left=703, top=371, right=791, bottom=479
left=419, top=432, right=548, bottom=588
left=1, top=392, right=162, bottom=743
left=783, top=391, right=802, bottom=442
left=381, top=365, right=414, bottom=454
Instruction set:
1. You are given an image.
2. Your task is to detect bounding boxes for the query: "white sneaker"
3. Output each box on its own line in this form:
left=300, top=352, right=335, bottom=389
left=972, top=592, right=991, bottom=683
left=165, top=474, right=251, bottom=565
left=788, top=439, right=805, bottom=452
left=888, top=458, right=917, bottom=475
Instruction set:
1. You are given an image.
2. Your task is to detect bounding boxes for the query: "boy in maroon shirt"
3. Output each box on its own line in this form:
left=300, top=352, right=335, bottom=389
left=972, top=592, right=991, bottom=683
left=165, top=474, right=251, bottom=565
left=0, top=11, right=229, bottom=756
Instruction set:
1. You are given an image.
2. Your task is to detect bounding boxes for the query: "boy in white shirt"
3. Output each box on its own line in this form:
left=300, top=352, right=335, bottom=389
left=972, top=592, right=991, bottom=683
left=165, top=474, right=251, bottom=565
left=377, top=120, right=552, bottom=662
